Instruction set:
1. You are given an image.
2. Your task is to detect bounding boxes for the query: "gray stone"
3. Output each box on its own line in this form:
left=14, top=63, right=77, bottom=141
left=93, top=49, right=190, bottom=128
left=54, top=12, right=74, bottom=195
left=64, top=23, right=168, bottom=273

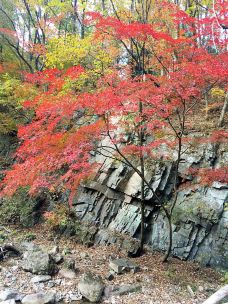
left=78, top=271, right=104, bottom=303
left=52, top=254, right=63, bottom=264
left=47, top=281, right=55, bottom=288
left=80, top=252, right=89, bottom=259
left=0, top=290, right=19, bottom=301
left=69, top=292, right=83, bottom=301
left=105, top=272, right=114, bottom=281
left=198, top=286, right=204, bottom=292
left=48, top=246, right=59, bottom=255
left=0, top=300, right=16, bottom=304
left=31, top=275, right=51, bottom=283
left=22, top=250, right=54, bottom=275
left=104, top=284, right=141, bottom=298
left=20, top=242, right=40, bottom=252
left=63, top=257, right=75, bottom=270
left=111, top=284, right=142, bottom=296
left=109, top=258, right=139, bottom=274
left=122, top=238, right=141, bottom=257
left=187, top=285, right=195, bottom=297
left=21, top=292, right=55, bottom=304
left=59, top=268, right=77, bottom=279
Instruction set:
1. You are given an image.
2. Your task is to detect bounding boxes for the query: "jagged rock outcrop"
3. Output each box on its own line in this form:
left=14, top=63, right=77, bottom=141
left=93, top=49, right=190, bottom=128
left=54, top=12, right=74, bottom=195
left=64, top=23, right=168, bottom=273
left=73, top=142, right=228, bottom=269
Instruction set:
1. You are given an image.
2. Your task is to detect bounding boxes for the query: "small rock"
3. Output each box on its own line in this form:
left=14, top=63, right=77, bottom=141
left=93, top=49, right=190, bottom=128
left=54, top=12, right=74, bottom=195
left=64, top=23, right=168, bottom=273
left=104, top=284, right=141, bottom=298
left=11, top=266, right=18, bottom=272
left=78, top=271, right=104, bottom=303
left=80, top=252, right=89, bottom=259
left=54, top=279, right=62, bottom=285
left=187, top=285, right=195, bottom=297
left=69, top=292, right=83, bottom=301
left=198, top=286, right=204, bottom=292
left=109, top=258, right=139, bottom=274
left=21, top=292, right=55, bottom=304
left=63, top=257, right=76, bottom=270
left=105, top=273, right=114, bottom=281
left=52, top=254, right=63, bottom=264
left=59, top=268, right=77, bottom=279
left=49, top=246, right=59, bottom=256
left=122, top=239, right=141, bottom=258
left=47, top=281, right=55, bottom=288
left=31, top=275, right=51, bottom=284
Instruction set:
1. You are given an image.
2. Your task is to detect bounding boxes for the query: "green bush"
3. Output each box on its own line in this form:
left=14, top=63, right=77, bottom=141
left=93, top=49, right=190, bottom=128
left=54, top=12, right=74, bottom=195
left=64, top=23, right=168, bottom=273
left=0, top=187, right=40, bottom=227
left=43, top=203, right=80, bottom=235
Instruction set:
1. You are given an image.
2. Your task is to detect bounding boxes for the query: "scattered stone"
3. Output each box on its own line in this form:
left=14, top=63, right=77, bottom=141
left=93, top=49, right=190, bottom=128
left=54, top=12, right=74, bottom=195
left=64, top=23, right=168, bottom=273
left=69, top=292, right=83, bottom=301
left=49, top=246, right=59, bottom=256
left=198, top=286, right=204, bottom=292
left=105, top=272, right=115, bottom=281
left=52, top=254, right=63, bottom=264
left=104, top=284, right=141, bottom=298
left=31, top=275, right=51, bottom=284
left=59, top=268, right=77, bottom=279
left=78, top=271, right=104, bottom=303
left=21, top=292, right=55, bottom=304
left=59, top=256, right=77, bottom=279
left=187, top=285, right=195, bottom=297
left=122, top=239, right=141, bottom=258
left=22, top=250, right=55, bottom=275
left=47, top=281, right=55, bottom=288
left=109, top=258, right=139, bottom=274
left=63, top=257, right=76, bottom=270
left=80, top=252, right=89, bottom=259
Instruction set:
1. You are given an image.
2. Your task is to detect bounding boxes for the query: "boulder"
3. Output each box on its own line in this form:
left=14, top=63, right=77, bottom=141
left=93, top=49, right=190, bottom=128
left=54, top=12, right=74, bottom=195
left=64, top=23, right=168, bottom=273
left=0, top=290, right=20, bottom=302
left=109, top=258, right=139, bottom=274
left=21, top=292, right=55, bottom=304
left=78, top=271, right=104, bottom=302
left=22, top=250, right=55, bottom=275
left=0, top=300, right=16, bottom=304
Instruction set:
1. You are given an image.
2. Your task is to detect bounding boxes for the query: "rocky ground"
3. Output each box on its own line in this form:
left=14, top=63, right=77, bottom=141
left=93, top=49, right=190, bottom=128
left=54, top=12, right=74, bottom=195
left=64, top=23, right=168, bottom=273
left=0, top=224, right=225, bottom=304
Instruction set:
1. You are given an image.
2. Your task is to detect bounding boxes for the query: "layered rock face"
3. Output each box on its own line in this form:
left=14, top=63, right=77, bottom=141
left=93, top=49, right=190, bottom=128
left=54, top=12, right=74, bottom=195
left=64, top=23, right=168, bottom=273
left=73, top=142, right=228, bottom=269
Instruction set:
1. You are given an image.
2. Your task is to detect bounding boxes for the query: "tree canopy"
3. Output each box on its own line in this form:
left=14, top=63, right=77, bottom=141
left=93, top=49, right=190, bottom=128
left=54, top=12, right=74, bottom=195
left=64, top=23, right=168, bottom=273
left=0, top=0, right=227, bottom=259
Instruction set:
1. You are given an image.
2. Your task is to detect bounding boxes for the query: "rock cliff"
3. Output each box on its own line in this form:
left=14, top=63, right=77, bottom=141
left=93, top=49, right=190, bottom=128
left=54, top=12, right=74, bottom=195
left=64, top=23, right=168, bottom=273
left=73, top=142, right=228, bottom=269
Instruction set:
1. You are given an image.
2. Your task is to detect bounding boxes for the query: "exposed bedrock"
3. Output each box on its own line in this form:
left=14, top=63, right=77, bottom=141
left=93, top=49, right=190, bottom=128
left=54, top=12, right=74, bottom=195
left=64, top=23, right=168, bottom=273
left=73, top=143, right=228, bottom=269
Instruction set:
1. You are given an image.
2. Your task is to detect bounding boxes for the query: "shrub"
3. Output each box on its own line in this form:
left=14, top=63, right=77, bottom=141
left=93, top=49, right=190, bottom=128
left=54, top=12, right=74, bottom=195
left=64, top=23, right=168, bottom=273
left=0, top=187, right=41, bottom=227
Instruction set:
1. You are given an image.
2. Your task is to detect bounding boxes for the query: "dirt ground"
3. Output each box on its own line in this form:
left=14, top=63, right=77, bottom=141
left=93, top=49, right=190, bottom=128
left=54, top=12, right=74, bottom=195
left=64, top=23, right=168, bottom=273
left=0, top=224, right=225, bottom=304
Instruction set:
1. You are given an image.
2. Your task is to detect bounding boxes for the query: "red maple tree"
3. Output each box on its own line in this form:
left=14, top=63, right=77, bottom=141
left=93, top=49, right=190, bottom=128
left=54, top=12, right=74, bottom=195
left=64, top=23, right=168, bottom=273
left=1, top=1, right=228, bottom=260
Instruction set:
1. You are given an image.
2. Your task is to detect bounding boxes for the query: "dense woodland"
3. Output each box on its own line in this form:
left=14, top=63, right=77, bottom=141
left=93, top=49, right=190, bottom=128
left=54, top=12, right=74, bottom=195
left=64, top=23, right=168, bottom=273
left=0, top=1, right=228, bottom=303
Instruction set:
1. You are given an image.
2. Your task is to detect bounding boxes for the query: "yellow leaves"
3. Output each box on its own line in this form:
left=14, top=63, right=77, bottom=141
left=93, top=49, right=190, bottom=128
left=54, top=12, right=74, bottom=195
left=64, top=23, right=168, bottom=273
left=210, top=87, right=225, bottom=97
left=45, top=35, right=89, bottom=68
left=62, top=71, right=89, bottom=93
left=45, top=34, right=117, bottom=78
left=0, top=113, right=17, bottom=134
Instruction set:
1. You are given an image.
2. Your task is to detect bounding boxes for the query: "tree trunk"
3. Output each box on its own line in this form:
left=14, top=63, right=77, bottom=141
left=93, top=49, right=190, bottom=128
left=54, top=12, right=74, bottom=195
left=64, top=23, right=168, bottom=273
left=202, top=285, right=228, bottom=304
left=139, top=99, right=145, bottom=255
left=140, top=199, right=145, bottom=253
left=218, top=92, right=228, bottom=127
left=162, top=214, right=172, bottom=262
